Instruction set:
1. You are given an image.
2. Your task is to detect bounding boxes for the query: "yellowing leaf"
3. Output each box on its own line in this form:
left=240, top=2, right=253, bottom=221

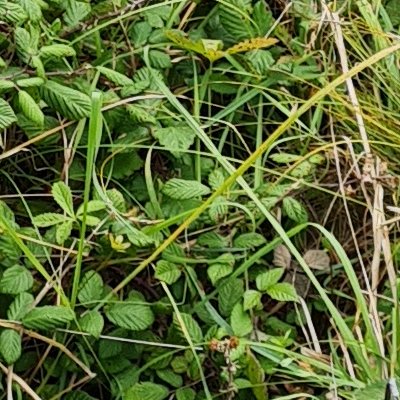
left=227, top=37, right=278, bottom=55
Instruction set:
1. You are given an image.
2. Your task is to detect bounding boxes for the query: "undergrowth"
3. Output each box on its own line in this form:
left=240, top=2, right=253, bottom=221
left=0, top=0, right=400, bottom=399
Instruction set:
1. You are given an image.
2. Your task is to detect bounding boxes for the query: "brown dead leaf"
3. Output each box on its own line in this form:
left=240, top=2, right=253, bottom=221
left=273, top=244, right=291, bottom=269
left=303, top=250, right=330, bottom=271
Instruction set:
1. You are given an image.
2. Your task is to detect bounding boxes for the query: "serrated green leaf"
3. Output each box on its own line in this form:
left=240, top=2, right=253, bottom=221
left=176, top=388, right=196, bottom=400
left=282, top=197, right=308, bottom=223
left=41, top=80, right=91, bottom=120
left=149, top=50, right=172, bottom=69
left=0, top=2, right=27, bottom=23
left=78, top=271, right=104, bottom=307
left=22, top=306, right=75, bottom=330
left=130, top=21, right=152, bottom=47
left=0, top=265, right=33, bottom=294
left=33, top=212, right=70, bottom=227
left=156, top=369, right=182, bottom=388
left=230, top=303, right=252, bottom=337
left=18, top=90, right=44, bottom=126
left=207, top=263, right=233, bottom=285
left=162, top=179, right=210, bottom=200
left=0, top=98, right=17, bottom=130
left=153, top=125, right=196, bottom=158
left=106, top=302, right=154, bottom=331
left=39, top=44, right=76, bottom=59
left=79, top=310, right=104, bottom=338
left=16, top=77, right=44, bottom=88
left=97, top=66, right=132, bottom=86
left=0, top=329, right=22, bottom=365
left=208, top=168, right=225, bottom=190
left=256, top=268, right=285, bottom=291
left=126, top=104, right=156, bottom=124
left=78, top=215, right=100, bottom=226
left=106, top=189, right=126, bottom=212
left=56, top=220, right=73, bottom=244
left=17, top=0, right=42, bottom=21
left=234, top=232, right=266, bottom=249
left=266, top=282, right=298, bottom=302
left=173, top=313, right=203, bottom=343
left=7, top=293, right=34, bottom=320
left=126, top=226, right=155, bottom=247
left=77, top=200, right=106, bottom=216
left=218, top=278, right=244, bottom=316
left=124, top=382, right=168, bottom=400
left=154, top=260, right=181, bottom=284
left=0, top=80, right=16, bottom=91
left=243, top=290, right=262, bottom=311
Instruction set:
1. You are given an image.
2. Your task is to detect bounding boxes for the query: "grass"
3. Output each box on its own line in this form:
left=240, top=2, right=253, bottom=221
left=0, top=0, right=400, bottom=399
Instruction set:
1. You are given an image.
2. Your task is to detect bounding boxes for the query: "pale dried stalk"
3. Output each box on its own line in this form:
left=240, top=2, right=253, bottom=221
left=0, top=362, right=42, bottom=400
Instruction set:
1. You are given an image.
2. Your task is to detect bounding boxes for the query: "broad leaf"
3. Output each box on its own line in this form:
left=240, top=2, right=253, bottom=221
left=39, top=44, right=76, bottom=58
left=0, top=265, right=33, bottom=294
left=79, top=310, right=104, bottom=338
left=33, top=212, right=71, bottom=227
left=77, top=271, right=104, bottom=307
left=22, top=306, right=75, bottom=330
left=124, top=382, right=168, bottom=400
left=273, top=244, right=291, bottom=269
left=153, top=125, right=196, bottom=158
left=173, top=313, right=203, bottom=343
left=40, top=80, right=91, bottom=120
left=218, top=278, right=244, bottom=316
left=56, top=220, right=73, bottom=244
left=176, top=388, right=196, bottom=400
left=97, top=66, right=132, bottom=86
left=0, top=98, right=17, bottom=130
left=230, top=303, right=252, bottom=337
left=266, top=283, right=298, bottom=302
left=154, top=260, right=181, bottom=284
left=52, top=181, right=74, bottom=216
left=256, top=268, right=285, bottom=291
left=207, top=263, right=233, bottom=285
left=162, top=179, right=210, bottom=199
left=243, top=290, right=262, bottom=311
left=233, top=232, right=266, bottom=249
left=106, top=302, right=154, bottom=331
left=18, top=90, right=44, bottom=125
left=7, top=292, right=34, bottom=320
left=282, top=197, right=308, bottom=223
left=0, top=329, right=22, bottom=364
left=156, top=369, right=182, bottom=388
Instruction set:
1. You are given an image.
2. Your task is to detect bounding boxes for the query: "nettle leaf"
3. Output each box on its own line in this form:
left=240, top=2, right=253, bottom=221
left=243, top=290, right=262, bottom=311
left=162, top=179, right=210, bottom=200
left=106, top=189, right=126, bottom=213
left=78, top=271, right=104, bottom=307
left=124, top=382, right=168, bottom=400
left=154, top=260, right=181, bottom=284
left=97, top=66, right=132, bottom=87
left=256, top=268, right=285, bottom=291
left=207, top=263, right=233, bottom=286
left=0, top=98, right=17, bottom=130
left=148, top=50, right=172, bottom=69
left=176, top=388, right=196, bottom=400
left=52, top=181, right=74, bottom=216
left=153, top=125, right=196, bottom=158
left=230, top=303, right=252, bottom=337
left=0, top=265, right=33, bottom=294
left=22, top=306, right=75, bottom=330
left=18, top=90, right=44, bottom=126
left=0, top=329, right=22, bottom=365
left=282, top=197, right=308, bottom=223
left=33, top=212, right=71, bottom=227
left=39, top=44, right=76, bottom=59
left=17, top=0, right=42, bottom=21
left=156, top=369, right=183, bottom=388
left=16, top=77, right=45, bottom=88
left=208, top=168, right=226, bottom=190
left=77, top=200, right=106, bottom=216
left=79, top=310, right=104, bottom=338
left=266, top=282, right=298, bottom=302
left=40, top=80, right=91, bottom=120
left=173, top=313, right=203, bottom=343
left=218, top=278, right=244, bottom=317
left=106, top=302, right=154, bottom=331
left=126, top=227, right=155, bottom=247
left=7, top=292, right=34, bottom=320
left=233, top=232, right=266, bottom=249
left=56, top=220, right=73, bottom=244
